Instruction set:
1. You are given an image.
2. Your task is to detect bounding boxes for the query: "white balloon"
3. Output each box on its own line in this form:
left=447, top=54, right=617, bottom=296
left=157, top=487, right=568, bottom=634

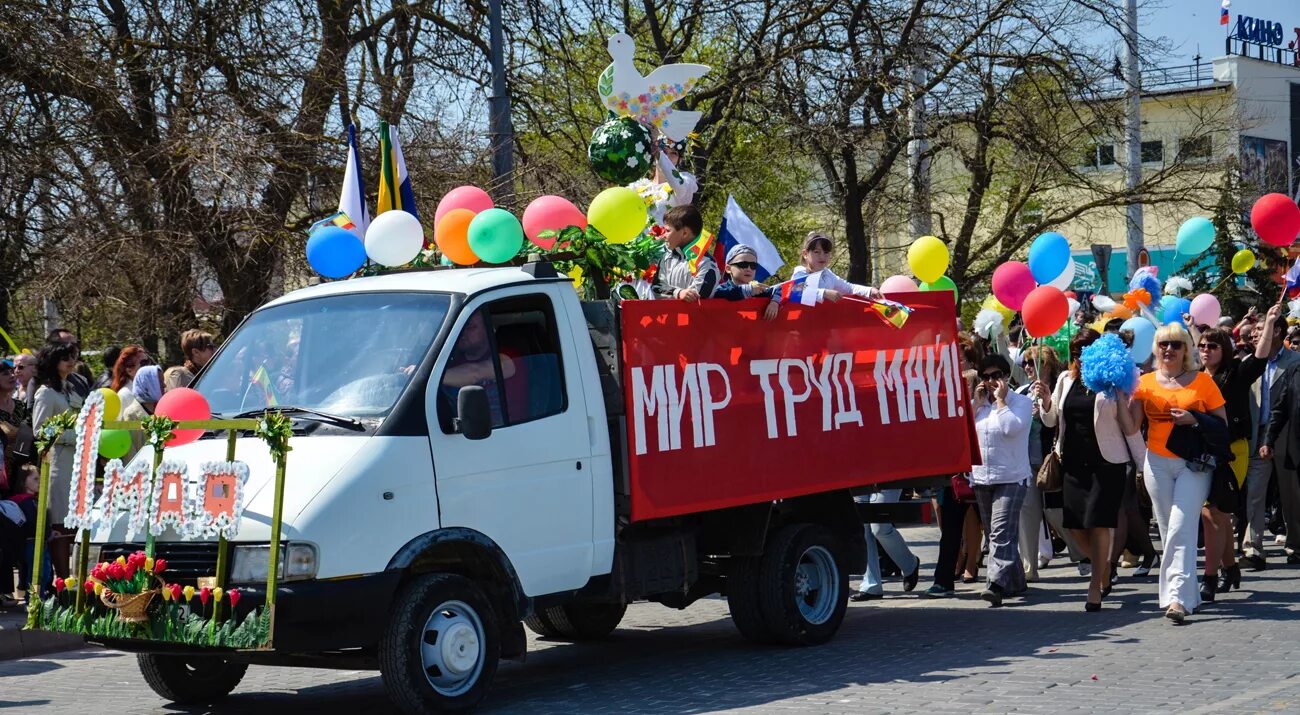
left=1067, top=298, right=1080, bottom=316
left=1046, top=259, right=1076, bottom=290
left=365, top=210, right=425, bottom=267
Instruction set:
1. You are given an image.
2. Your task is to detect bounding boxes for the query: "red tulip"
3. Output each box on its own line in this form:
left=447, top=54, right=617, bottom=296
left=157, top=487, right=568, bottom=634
left=153, top=559, right=167, bottom=574
left=129, top=551, right=147, bottom=567
left=107, top=563, right=126, bottom=581
left=169, top=583, right=183, bottom=602
left=199, top=587, right=211, bottom=606
left=53, top=577, right=65, bottom=592
left=90, top=564, right=106, bottom=581
left=124, top=562, right=138, bottom=580
left=227, top=589, right=241, bottom=608
left=83, top=579, right=95, bottom=594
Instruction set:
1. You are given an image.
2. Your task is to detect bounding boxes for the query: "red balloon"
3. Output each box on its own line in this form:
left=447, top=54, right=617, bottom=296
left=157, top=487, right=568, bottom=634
left=1022, top=286, right=1069, bottom=338
left=522, top=195, right=587, bottom=250
left=991, top=261, right=1035, bottom=311
left=435, top=186, right=494, bottom=227
left=1251, top=193, right=1300, bottom=247
left=155, top=388, right=212, bottom=447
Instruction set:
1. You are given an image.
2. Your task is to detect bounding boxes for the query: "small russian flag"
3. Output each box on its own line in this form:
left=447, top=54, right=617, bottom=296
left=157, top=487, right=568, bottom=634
left=1285, top=255, right=1300, bottom=298
left=778, top=275, right=807, bottom=304
left=1220, top=0, right=1230, bottom=26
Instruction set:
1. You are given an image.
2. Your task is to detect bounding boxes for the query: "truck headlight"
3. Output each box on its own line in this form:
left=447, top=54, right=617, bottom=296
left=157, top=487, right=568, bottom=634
left=229, top=543, right=318, bottom=585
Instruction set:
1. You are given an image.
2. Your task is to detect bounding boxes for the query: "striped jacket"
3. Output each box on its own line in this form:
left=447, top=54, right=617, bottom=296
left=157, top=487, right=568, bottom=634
left=651, top=247, right=719, bottom=299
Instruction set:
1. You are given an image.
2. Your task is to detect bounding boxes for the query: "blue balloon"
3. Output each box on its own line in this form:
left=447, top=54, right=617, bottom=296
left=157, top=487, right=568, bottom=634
left=1175, top=217, right=1216, bottom=256
left=1159, top=296, right=1192, bottom=327
left=1121, top=317, right=1155, bottom=364
left=1028, top=232, right=1071, bottom=284
left=306, top=226, right=366, bottom=279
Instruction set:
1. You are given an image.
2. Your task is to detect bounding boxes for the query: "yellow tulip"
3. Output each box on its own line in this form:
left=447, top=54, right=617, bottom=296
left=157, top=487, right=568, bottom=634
left=115, top=556, right=126, bottom=566
left=145, top=557, right=155, bottom=572
left=183, top=585, right=195, bottom=602
left=212, top=587, right=224, bottom=603
left=93, top=583, right=104, bottom=596
left=161, top=586, right=172, bottom=601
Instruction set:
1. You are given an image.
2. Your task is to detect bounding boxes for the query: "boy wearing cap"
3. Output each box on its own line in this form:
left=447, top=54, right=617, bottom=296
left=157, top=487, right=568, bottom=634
left=651, top=205, right=719, bottom=301
left=712, top=244, right=780, bottom=320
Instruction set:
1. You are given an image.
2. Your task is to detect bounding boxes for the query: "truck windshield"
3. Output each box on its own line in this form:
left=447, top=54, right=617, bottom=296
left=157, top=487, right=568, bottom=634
left=195, top=292, right=451, bottom=419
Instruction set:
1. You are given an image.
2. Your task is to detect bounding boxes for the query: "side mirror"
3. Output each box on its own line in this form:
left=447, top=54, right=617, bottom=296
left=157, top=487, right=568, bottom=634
left=455, top=386, right=493, bottom=440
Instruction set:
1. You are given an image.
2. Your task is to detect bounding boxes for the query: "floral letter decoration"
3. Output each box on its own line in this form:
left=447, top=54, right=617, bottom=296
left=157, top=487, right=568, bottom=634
left=94, top=457, right=154, bottom=539
left=196, top=461, right=250, bottom=539
left=150, top=460, right=191, bottom=537
left=65, top=390, right=105, bottom=530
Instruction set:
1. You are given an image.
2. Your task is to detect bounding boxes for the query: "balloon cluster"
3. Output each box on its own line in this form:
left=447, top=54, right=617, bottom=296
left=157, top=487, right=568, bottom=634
left=902, top=236, right=954, bottom=299
left=985, top=232, right=1075, bottom=338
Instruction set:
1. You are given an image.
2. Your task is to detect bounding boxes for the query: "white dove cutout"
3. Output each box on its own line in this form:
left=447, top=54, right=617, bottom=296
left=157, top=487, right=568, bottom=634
left=598, top=33, right=710, bottom=143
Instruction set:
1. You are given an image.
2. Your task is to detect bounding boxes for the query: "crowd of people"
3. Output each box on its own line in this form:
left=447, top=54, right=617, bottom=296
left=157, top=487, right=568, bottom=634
left=0, top=328, right=216, bottom=607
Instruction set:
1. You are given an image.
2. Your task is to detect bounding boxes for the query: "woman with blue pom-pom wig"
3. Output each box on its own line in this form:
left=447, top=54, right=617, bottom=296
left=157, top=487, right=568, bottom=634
left=1040, top=328, right=1138, bottom=612
left=1119, top=324, right=1227, bottom=624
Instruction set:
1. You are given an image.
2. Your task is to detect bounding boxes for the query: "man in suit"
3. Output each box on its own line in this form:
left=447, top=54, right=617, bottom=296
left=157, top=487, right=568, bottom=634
left=1249, top=305, right=1300, bottom=568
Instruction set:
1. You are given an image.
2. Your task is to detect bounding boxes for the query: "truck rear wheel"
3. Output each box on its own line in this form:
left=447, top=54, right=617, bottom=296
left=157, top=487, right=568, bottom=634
left=522, top=611, right=563, bottom=638
left=529, top=603, right=626, bottom=640
left=137, top=654, right=247, bottom=704
left=727, top=555, right=776, bottom=643
left=380, top=573, right=500, bottom=713
left=757, top=524, right=848, bottom=646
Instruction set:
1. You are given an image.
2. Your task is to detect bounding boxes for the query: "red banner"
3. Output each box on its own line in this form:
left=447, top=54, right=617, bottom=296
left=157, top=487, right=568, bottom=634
left=621, top=293, right=976, bottom=521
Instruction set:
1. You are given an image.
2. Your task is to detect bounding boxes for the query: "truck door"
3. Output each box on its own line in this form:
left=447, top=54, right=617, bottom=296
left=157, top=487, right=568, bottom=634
left=426, top=288, right=595, bottom=596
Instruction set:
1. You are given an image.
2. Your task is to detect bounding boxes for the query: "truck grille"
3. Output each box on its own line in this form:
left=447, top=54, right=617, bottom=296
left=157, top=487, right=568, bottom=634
left=98, top=542, right=221, bottom=585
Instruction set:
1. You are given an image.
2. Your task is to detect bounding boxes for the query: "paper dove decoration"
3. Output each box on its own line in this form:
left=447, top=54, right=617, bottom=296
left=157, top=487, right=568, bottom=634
left=598, top=33, right=710, bottom=142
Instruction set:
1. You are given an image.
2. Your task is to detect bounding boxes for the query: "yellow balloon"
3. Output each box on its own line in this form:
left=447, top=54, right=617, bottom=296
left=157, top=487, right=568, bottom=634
left=908, top=235, right=949, bottom=284
left=1231, top=249, right=1255, bottom=275
left=587, top=187, right=648, bottom=244
left=981, top=294, right=1016, bottom=328
left=98, top=387, right=122, bottom=421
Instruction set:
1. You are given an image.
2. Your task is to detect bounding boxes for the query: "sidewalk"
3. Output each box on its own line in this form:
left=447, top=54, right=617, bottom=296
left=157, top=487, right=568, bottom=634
left=0, top=602, right=83, bottom=661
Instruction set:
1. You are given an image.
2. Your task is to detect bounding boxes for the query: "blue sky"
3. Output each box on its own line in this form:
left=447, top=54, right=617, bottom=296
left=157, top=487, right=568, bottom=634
left=1149, top=0, right=1300, bottom=64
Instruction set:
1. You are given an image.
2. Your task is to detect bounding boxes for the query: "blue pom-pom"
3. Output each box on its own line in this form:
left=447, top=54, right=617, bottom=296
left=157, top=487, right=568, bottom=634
left=1129, top=269, right=1161, bottom=308
left=1080, top=333, right=1137, bottom=394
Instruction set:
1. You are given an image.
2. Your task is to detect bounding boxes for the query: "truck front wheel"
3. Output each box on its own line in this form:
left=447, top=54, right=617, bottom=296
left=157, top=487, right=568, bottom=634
left=137, top=654, right=247, bottom=703
left=757, top=524, right=849, bottom=646
left=380, top=573, right=500, bottom=713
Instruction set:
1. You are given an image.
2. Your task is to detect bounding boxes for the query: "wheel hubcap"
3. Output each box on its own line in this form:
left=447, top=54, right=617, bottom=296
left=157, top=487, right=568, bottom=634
left=419, top=600, right=485, bottom=696
left=794, top=545, right=839, bottom=625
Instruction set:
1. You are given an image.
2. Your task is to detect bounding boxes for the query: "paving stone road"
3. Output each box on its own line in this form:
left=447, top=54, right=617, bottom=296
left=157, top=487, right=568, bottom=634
left=6, top=525, right=1300, bottom=714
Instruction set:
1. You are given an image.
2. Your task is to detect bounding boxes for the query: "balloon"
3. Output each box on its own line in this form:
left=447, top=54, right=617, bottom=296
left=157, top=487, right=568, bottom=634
left=1160, top=296, right=1192, bottom=326
left=1046, top=259, right=1076, bottom=291
left=992, top=261, right=1035, bottom=311
left=468, top=208, right=525, bottom=264
left=920, top=275, right=957, bottom=301
left=587, top=186, right=647, bottom=244
left=1189, top=294, right=1221, bottom=327
left=305, top=226, right=366, bottom=279
left=98, top=429, right=131, bottom=459
left=522, top=195, right=587, bottom=249
left=364, top=210, right=424, bottom=267
left=1232, top=249, right=1256, bottom=274
left=1027, top=232, right=1070, bottom=284
left=880, top=274, right=918, bottom=293
left=1121, top=316, right=1155, bottom=364
left=1067, top=297, right=1081, bottom=316
left=588, top=117, right=654, bottom=185
left=435, top=208, right=480, bottom=265
left=1022, top=285, right=1069, bottom=338
left=98, top=387, right=122, bottom=421
left=154, top=387, right=211, bottom=447
left=907, top=236, right=949, bottom=284
left=1176, top=217, right=1216, bottom=256
left=435, top=186, right=494, bottom=226
left=1251, top=193, right=1300, bottom=247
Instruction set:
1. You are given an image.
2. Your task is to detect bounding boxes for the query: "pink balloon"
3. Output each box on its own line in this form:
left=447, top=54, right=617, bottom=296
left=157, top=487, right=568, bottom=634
left=522, top=195, right=588, bottom=249
left=434, top=186, right=494, bottom=226
left=1189, top=293, right=1221, bottom=327
left=880, top=275, right=917, bottom=293
left=155, top=387, right=212, bottom=447
left=992, top=261, right=1035, bottom=311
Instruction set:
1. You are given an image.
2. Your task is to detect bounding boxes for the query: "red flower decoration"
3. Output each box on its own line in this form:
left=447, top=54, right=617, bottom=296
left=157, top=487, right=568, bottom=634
left=53, top=577, right=65, bottom=592
left=128, top=551, right=147, bottom=567
left=124, top=563, right=138, bottom=580
left=153, top=559, right=167, bottom=574
left=199, top=587, right=211, bottom=606
left=107, top=563, right=126, bottom=581
left=169, top=583, right=182, bottom=602
left=83, top=579, right=95, bottom=594
left=90, top=564, right=106, bottom=581
left=227, top=589, right=241, bottom=608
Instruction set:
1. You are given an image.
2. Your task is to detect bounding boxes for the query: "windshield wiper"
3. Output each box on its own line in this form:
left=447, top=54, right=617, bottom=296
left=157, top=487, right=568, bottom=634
left=225, top=406, right=364, bottom=429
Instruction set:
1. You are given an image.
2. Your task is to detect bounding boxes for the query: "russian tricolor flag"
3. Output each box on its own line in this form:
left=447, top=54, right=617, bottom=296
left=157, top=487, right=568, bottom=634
left=1221, top=0, right=1230, bottom=26
left=1285, top=255, right=1300, bottom=298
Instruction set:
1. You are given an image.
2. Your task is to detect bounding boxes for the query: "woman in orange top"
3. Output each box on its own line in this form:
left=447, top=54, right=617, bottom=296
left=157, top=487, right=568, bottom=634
left=1118, top=323, right=1226, bottom=624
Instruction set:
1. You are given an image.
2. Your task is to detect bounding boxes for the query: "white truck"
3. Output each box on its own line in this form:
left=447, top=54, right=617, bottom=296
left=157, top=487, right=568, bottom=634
left=88, top=260, right=973, bottom=712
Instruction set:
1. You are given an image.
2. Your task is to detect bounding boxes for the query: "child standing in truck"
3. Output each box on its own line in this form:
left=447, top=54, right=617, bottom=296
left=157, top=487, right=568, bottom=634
left=789, top=232, right=879, bottom=303
left=712, top=244, right=779, bottom=320
left=650, top=205, right=719, bottom=301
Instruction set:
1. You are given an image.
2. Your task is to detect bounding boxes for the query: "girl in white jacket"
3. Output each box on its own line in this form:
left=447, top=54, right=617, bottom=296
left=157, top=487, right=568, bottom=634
left=790, top=232, right=880, bottom=302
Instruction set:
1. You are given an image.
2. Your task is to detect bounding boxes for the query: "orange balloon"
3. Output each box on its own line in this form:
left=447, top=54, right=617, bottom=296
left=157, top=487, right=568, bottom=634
left=435, top=208, right=480, bottom=265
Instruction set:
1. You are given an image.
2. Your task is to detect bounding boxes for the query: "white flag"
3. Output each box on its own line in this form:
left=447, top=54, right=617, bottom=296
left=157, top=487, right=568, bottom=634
left=338, top=123, right=371, bottom=238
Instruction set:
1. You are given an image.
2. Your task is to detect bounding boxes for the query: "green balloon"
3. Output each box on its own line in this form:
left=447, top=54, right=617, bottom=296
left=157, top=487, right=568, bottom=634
left=467, top=208, right=525, bottom=264
left=99, top=429, right=132, bottom=459
left=588, top=117, right=653, bottom=184
left=921, top=275, right=958, bottom=301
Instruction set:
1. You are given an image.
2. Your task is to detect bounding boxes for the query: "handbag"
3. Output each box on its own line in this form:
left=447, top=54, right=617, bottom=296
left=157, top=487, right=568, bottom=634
left=950, top=474, right=976, bottom=503
left=1036, top=419, right=1064, bottom=493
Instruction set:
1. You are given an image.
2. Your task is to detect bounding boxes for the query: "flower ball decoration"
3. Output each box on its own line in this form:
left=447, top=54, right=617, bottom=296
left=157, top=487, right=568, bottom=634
left=588, top=116, right=654, bottom=185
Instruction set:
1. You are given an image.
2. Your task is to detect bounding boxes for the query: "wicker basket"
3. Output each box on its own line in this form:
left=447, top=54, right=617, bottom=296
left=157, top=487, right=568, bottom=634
left=101, top=582, right=161, bottom=624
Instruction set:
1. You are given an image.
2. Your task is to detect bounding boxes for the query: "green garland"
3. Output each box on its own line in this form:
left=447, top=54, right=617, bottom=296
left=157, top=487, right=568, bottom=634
left=539, top=226, right=665, bottom=300
left=140, top=415, right=179, bottom=450
left=34, top=410, right=77, bottom=457
left=255, top=411, right=294, bottom=462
